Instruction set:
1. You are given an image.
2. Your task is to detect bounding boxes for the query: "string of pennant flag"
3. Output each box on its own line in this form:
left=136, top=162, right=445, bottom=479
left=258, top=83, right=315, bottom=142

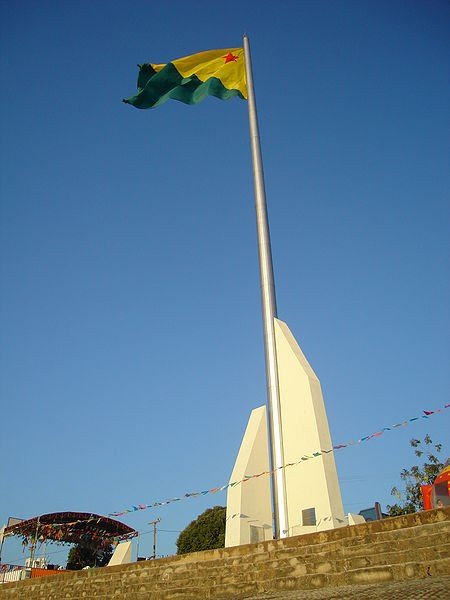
left=4, top=402, right=447, bottom=548
left=108, top=402, right=449, bottom=518
left=224, top=513, right=347, bottom=530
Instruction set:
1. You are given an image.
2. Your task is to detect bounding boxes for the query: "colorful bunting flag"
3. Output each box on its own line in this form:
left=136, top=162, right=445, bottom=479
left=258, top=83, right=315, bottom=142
left=108, top=401, right=449, bottom=518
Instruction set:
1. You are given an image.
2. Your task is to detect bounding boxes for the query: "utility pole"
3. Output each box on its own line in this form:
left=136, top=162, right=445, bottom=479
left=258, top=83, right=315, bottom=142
left=148, top=518, right=160, bottom=560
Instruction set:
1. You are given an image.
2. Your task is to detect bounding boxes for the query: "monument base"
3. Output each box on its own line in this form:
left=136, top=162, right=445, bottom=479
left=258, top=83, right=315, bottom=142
left=225, top=319, right=345, bottom=547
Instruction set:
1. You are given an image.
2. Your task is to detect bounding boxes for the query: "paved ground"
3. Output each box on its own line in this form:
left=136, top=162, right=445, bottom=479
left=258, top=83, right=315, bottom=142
left=243, top=575, right=450, bottom=599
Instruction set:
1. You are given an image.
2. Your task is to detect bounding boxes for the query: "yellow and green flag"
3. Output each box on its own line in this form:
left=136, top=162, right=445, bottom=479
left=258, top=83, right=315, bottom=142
left=124, top=48, right=247, bottom=109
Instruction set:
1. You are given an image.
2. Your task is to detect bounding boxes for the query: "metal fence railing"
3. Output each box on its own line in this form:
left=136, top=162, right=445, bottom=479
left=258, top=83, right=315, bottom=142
left=0, top=564, right=30, bottom=584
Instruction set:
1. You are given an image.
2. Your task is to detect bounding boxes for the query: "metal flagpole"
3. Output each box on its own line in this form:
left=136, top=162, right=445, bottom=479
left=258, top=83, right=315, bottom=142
left=243, top=34, right=288, bottom=539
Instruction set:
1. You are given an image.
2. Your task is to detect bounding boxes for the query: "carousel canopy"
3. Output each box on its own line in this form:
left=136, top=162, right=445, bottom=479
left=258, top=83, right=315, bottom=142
left=4, top=512, right=137, bottom=548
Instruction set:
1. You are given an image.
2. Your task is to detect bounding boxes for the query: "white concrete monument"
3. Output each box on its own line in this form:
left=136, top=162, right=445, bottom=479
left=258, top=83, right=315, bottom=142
left=108, top=540, right=133, bottom=566
left=225, top=318, right=345, bottom=547
left=225, top=406, right=273, bottom=546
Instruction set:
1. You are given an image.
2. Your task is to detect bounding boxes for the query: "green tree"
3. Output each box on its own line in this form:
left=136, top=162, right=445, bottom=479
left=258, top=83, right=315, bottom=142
left=387, top=434, right=447, bottom=516
left=66, top=543, right=113, bottom=570
left=176, top=506, right=226, bottom=555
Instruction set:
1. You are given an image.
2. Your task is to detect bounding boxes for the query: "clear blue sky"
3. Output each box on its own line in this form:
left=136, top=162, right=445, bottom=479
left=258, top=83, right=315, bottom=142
left=1, top=0, right=448, bottom=563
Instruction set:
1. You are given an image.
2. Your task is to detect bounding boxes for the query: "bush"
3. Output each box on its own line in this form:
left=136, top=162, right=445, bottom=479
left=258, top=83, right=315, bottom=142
left=176, top=506, right=226, bottom=555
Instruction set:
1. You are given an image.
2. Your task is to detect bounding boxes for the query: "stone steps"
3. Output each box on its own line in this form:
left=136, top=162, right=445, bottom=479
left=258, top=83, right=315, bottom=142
left=271, top=519, right=450, bottom=557
left=0, top=508, right=449, bottom=599
left=131, top=524, right=450, bottom=598
left=108, top=527, right=450, bottom=587
left=244, top=557, right=450, bottom=599
left=117, top=545, right=450, bottom=597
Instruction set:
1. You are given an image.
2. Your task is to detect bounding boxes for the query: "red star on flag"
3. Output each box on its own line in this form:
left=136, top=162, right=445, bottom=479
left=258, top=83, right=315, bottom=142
left=223, top=52, right=239, bottom=64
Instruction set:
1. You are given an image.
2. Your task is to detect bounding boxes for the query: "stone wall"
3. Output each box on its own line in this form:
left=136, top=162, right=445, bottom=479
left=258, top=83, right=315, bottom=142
left=1, top=508, right=449, bottom=599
